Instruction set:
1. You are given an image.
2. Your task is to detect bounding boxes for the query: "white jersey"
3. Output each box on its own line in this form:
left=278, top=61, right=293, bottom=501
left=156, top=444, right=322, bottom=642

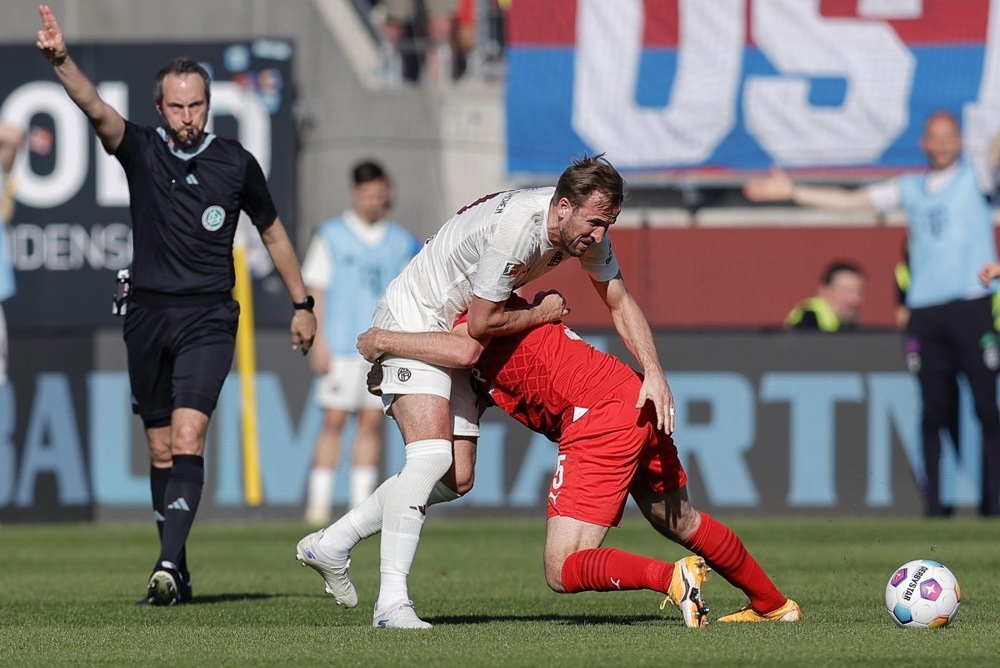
left=378, top=187, right=620, bottom=332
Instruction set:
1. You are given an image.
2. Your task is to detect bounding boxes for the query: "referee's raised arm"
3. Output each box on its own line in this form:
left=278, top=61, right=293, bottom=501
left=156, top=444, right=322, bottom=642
left=36, top=4, right=125, bottom=152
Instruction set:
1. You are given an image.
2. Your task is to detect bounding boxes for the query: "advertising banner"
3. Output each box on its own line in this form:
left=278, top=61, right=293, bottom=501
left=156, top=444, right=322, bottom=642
left=507, top=0, right=1000, bottom=178
left=4, top=330, right=986, bottom=523
left=0, top=41, right=296, bottom=330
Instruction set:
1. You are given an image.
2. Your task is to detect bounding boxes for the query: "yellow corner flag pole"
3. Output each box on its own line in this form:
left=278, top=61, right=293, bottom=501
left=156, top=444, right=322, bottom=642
left=233, top=216, right=263, bottom=507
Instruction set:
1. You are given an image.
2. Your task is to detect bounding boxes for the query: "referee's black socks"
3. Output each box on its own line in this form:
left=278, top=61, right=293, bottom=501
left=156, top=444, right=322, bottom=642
left=158, top=455, right=205, bottom=570
left=150, top=464, right=189, bottom=576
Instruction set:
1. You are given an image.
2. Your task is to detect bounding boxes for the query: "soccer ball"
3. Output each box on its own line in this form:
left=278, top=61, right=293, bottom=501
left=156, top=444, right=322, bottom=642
left=884, top=559, right=961, bottom=628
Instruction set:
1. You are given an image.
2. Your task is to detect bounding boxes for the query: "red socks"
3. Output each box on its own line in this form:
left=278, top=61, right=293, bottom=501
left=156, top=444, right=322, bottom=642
left=683, top=512, right=786, bottom=614
left=560, top=547, right=673, bottom=594
left=557, top=513, right=787, bottom=615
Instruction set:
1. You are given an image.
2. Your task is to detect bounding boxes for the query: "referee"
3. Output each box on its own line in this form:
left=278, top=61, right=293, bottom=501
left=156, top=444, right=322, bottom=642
left=37, top=5, right=317, bottom=605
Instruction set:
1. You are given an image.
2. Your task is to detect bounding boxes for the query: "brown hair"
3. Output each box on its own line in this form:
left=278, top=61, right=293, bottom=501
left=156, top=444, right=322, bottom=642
left=353, top=159, right=390, bottom=186
left=154, top=57, right=212, bottom=107
left=553, top=153, right=625, bottom=213
left=822, top=260, right=865, bottom=286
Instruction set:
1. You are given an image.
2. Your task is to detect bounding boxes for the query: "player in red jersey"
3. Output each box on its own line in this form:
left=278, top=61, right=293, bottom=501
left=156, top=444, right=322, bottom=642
left=307, top=294, right=800, bottom=625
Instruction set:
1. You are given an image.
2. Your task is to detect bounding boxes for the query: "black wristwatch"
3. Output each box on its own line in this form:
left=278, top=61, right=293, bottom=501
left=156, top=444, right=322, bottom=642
left=293, top=295, right=315, bottom=312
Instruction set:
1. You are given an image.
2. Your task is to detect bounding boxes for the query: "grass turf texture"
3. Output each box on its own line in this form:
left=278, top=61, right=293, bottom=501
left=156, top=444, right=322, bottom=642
left=1, top=517, right=997, bottom=666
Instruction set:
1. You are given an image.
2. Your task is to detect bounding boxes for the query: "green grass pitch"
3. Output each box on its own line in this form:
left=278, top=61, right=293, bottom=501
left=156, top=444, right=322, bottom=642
left=1, top=516, right=997, bottom=666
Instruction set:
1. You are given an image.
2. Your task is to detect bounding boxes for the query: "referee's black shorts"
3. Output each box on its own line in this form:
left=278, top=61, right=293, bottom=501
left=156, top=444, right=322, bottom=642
left=123, top=293, right=240, bottom=428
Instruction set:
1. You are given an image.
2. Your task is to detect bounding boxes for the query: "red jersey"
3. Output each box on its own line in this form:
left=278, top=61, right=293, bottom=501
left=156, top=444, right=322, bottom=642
left=474, top=322, right=638, bottom=441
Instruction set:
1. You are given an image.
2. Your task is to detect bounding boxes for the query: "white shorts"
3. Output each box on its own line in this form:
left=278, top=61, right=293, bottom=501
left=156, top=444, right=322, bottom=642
left=378, top=355, right=480, bottom=438
left=316, top=354, right=384, bottom=411
left=373, top=288, right=483, bottom=440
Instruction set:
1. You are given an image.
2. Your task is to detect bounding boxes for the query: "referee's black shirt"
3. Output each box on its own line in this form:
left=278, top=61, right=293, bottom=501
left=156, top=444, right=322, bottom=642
left=114, top=121, right=277, bottom=296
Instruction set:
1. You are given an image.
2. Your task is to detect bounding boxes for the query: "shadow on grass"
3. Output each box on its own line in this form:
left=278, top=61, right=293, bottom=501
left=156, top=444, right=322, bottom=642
left=190, top=593, right=285, bottom=604
left=135, top=592, right=284, bottom=606
left=426, top=613, right=665, bottom=626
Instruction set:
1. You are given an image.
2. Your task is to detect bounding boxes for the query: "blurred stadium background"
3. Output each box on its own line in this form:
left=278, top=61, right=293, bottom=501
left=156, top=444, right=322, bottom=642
left=0, top=0, right=996, bottom=523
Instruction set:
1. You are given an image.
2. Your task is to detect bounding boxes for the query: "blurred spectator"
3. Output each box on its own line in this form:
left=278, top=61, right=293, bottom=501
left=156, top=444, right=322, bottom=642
left=785, top=260, right=865, bottom=332
left=378, top=0, right=460, bottom=84
left=0, top=122, right=25, bottom=386
left=745, top=111, right=1000, bottom=517
left=301, top=160, right=421, bottom=525
left=455, top=0, right=508, bottom=81
left=454, top=0, right=475, bottom=78
left=370, top=0, right=507, bottom=84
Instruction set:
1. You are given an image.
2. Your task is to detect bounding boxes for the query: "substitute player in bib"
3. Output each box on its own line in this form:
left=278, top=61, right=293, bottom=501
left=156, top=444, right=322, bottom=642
left=37, top=5, right=316, bottom=605
left=298, top=156, right=674, bottom=629
left=745, top=111, right=1000, bottom=517
left=301, top=161, right=421, bottom=525
left=301, top=295, right=800, bottom=625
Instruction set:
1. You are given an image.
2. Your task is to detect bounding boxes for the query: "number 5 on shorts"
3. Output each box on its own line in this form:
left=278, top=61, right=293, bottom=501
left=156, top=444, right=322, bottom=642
left=551, top=454, right=567, bottom=490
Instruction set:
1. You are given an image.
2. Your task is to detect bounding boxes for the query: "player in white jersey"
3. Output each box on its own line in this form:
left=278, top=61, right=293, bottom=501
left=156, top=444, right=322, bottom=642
left=297, top=155, right=675, bottom=629
left=379, top=187, right=613, bottom=333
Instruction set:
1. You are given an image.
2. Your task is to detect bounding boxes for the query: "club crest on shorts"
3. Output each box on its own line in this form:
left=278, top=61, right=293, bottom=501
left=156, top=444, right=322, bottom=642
left=201, top=205, right=225, bottom=231
left=397, top=368, right=411, bottom=382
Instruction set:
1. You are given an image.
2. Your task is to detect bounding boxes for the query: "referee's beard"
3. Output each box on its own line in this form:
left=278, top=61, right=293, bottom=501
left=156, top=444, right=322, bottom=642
left=162, top=119, right=206, bottom=153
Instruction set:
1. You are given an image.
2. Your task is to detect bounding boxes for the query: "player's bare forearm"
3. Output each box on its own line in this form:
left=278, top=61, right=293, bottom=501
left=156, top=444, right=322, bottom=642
left=595, top=274, right=675, bottom=430
left=743, top=166, right=874, bottom=211
left=466, top=292, right=567, bottom=339
left=610, top=295, right=664, bottom=380
left=356, top=326, right=483, bottom=367
left=790, top=183, right=875, bottom=211
left=617, top=312, right=674, bottom=432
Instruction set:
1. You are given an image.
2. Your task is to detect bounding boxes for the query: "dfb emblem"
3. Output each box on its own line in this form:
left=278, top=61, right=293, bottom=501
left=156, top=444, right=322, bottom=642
left=201, top=205, right=225, bottom=231
left=397, top=368, right=412, bottom=382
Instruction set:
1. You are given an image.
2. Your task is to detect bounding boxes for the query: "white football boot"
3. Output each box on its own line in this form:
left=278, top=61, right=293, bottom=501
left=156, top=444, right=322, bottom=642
left=372, top=599, right=432, bottom=629
left=295, top=529, right=358, bottom=608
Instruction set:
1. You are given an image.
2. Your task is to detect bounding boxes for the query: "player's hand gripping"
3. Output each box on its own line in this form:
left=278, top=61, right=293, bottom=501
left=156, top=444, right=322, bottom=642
left=637, top=372, right=676, bottom=433
left=366, top=361, right=384, bottom=397
left=36, top=5, right=68, bottom=65
left=356, top=326, right=387, bottom=363
left=531, top=290, right=570, bottom=323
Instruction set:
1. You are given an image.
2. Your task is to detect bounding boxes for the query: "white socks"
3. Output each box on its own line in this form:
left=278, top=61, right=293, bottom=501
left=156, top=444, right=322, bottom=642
left=377, top=439, right=452, bottom=610
left=319, top=477, right=463, bottom=560
left=304, top=467, right=336, bottom=525
left=320, top=475, right=396, bottom=559
left=350, top=465, right=379, bottom=509
left=306, top=464, right=380, bottom=523
left=427, top=480, right=460, bottom=506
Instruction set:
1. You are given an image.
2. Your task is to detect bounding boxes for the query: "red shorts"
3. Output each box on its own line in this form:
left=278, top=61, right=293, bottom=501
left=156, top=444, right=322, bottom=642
left=546, top=382, right=688, bottom=527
